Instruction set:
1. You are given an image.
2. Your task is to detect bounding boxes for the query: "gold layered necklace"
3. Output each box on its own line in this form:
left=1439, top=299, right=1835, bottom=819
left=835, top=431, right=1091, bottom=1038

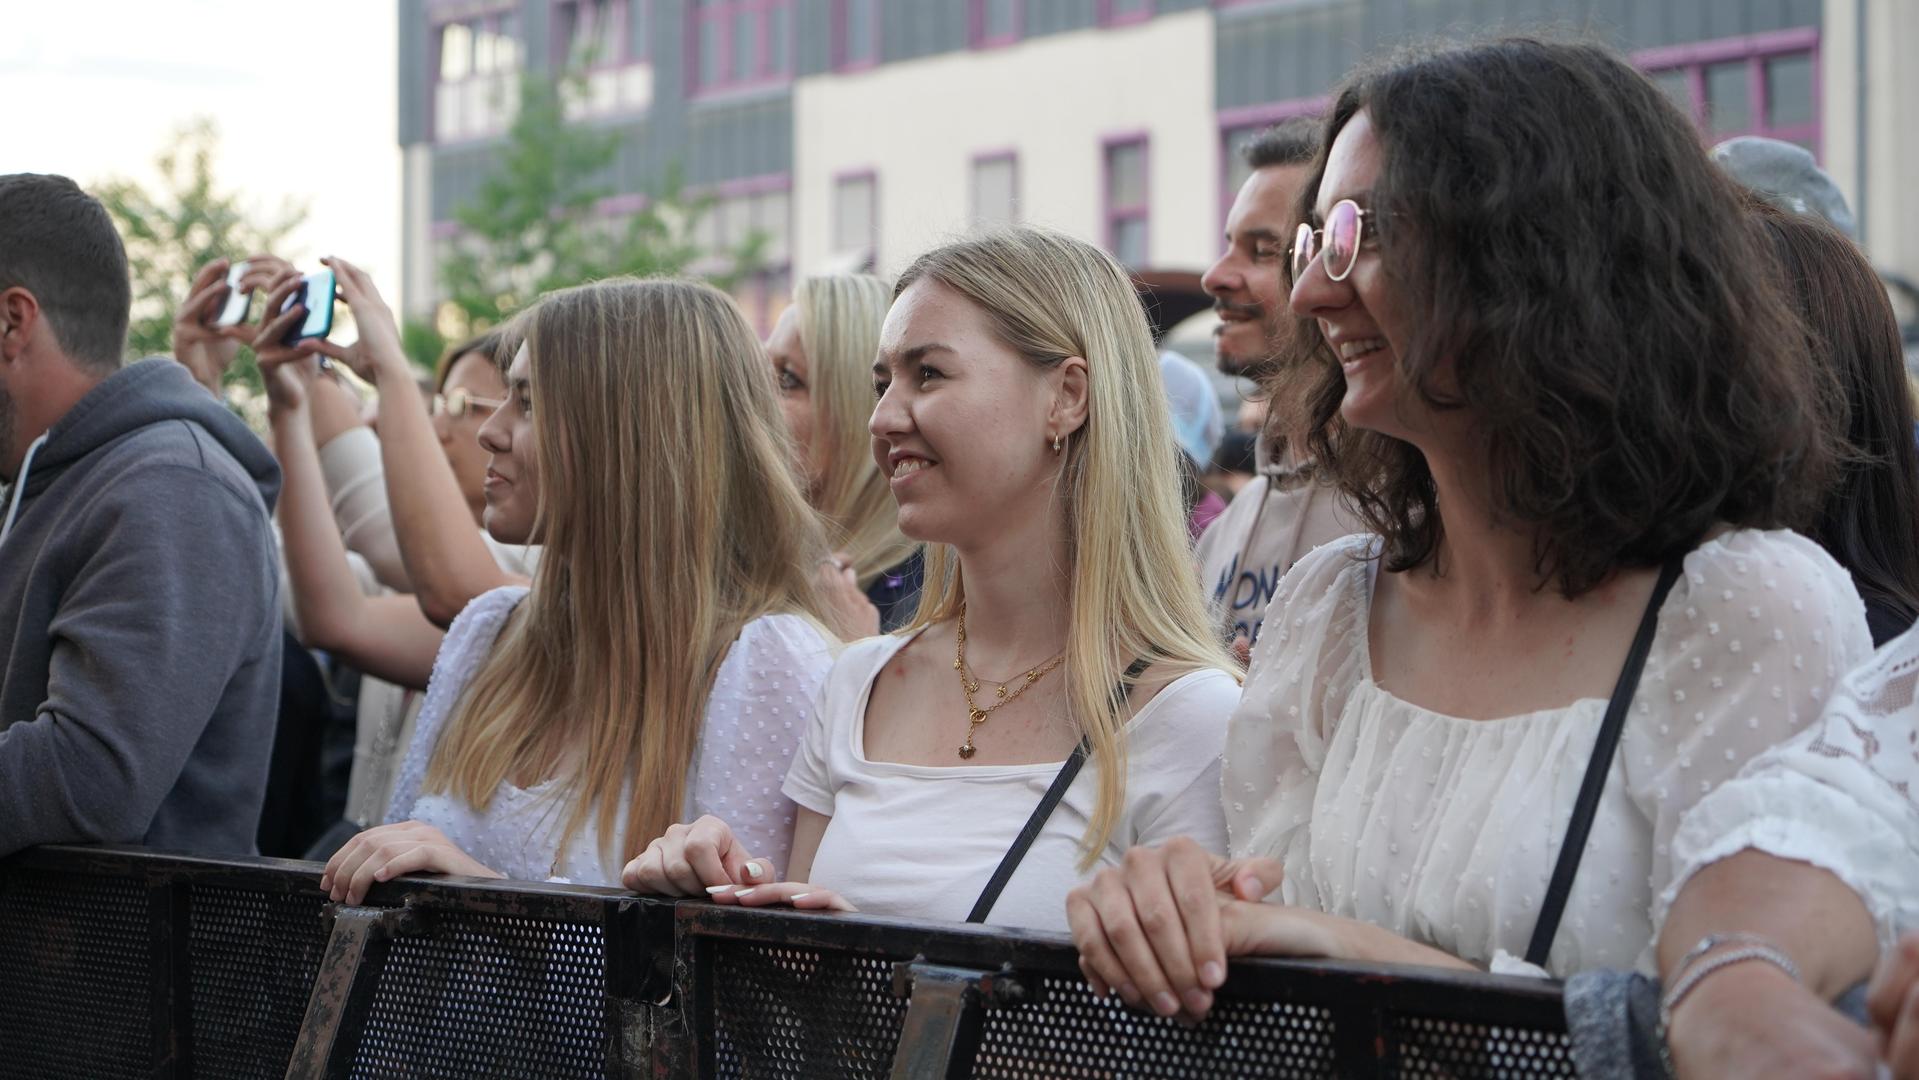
left=953, top=604, right=1066, bottom=759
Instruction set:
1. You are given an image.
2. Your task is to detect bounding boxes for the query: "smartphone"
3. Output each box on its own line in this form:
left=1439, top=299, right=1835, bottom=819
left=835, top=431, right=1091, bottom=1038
left=212, top=261, right=253, bottom=327
left=279, top=268, right=337, bottom=346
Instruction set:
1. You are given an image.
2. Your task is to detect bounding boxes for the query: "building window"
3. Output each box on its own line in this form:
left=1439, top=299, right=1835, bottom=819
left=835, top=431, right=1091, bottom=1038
left=687, top=178, right=792, bottom=332
left=971, top=152, right=1018, bottom=227
left=433, top=9, right=523, bottom=142
left=1103, top=136, right=1149, bottom=268
left=832, top=0, right=880, bottom=70
left=970, top=0, right=1021, bottom=48
left=832, top=171, right=878, bottom=263
left=556, top=0, right=637, bottom=68
left=690, top=0, right=793, bottom=95
left=1637, top=29, right=1820, bottom=157
left=1215, top=99, right=1324, bottom=227
left=1099, top=0, right=1152, bottom=26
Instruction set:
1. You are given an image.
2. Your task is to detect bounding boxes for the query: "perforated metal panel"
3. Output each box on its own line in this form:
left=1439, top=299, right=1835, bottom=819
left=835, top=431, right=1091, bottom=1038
left=709, top=940, right=908, bottom=1078
left=0, top=870, right=153, bottom=1080
left=974, top=973, right=1338, bottom=1079
left=1388, top=1015, right=1577, bottom=1078
left=348, top=909, right=606, bottom=1079
left=188, top=883, right=333, bottom=1079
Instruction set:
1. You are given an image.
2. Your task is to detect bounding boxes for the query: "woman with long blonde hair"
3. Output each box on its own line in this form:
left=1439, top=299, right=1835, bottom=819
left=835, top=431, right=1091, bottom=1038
left=313, top=274, right=837, bottom=897
left=626, top=227, right=1239, bottom=933
left=766, top=274, right=923, bottom=633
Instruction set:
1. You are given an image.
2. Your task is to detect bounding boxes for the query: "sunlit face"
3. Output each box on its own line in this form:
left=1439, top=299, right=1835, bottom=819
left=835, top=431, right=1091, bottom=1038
left=869, top=279, right=1079, bottom=549
left=432, top=351, right=508, bottom=525
left=1203, top=163, right=1311, bottom=377
left=764, top=306, right=822, bottom=496
left=1288, top=110, right=1419, bottom=440
left=474, top=343, right=541, bottom=545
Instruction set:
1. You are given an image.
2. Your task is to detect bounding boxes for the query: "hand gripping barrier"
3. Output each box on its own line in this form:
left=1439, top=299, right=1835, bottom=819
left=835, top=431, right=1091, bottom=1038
left=0, top=845, right=1577, bottom=1078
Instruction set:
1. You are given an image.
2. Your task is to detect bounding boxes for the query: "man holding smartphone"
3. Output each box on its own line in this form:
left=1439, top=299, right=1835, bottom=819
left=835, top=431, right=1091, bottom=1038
left=0, top=173, right=282, bottom=858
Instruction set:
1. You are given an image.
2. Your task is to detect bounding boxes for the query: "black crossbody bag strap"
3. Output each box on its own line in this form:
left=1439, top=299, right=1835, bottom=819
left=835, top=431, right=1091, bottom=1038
left=1523, top=554, right=1688, bottom=967
left=967, top=656, right=1155, bottom=924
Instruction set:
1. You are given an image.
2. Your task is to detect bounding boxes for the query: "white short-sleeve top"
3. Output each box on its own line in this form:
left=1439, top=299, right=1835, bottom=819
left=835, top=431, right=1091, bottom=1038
left=1224, top=529, right=1872, bottom=977
left=784, top=631, right=1239, bottom=933
left=386, top=586, right=834, bottom=886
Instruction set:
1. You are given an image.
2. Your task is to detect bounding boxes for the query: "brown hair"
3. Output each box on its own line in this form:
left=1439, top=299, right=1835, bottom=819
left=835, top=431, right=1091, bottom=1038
left=1280, top=37, right=1843, bottom=597
left=1751, top=199, right=1919, bottom=634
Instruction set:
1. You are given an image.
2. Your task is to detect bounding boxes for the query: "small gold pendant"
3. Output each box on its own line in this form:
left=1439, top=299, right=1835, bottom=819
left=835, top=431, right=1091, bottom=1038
left=969, top=708, right=987, bottom=723
left=958, top=744, right=976, bottom=759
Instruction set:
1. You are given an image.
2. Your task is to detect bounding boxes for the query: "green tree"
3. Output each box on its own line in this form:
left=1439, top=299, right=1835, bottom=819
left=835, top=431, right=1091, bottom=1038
left=97, top=118, right=307, bottom=399
left=433, top=72, right=762, bottom=341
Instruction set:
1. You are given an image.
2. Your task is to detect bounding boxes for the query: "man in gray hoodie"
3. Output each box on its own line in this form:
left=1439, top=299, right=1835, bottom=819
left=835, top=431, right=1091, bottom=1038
left=0, top=173, right=282, bottom=857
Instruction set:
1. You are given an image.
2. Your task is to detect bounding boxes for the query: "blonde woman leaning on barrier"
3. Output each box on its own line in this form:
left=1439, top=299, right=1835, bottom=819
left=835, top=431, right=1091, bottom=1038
left=276, top=276, right=838, bottom=897
left=766, top=274, right=923, bottom=636
left=625, top=228, right=1241, bottom=933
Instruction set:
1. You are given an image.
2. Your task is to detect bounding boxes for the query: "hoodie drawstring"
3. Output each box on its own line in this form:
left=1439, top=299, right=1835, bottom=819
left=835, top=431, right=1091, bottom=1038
left=0, top=433, right=49, bottom=547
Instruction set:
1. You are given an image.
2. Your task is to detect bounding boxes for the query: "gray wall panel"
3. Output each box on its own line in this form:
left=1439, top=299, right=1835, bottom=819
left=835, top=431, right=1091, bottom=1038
left=1026, top=0, right=1100, bottom=38
left=399, top=0, right=429, bottom=146
left=883, top=0, right=969, bottom=63
left=1217, top=0, right=1823, bottom=110
left=523, top=0, right=552, bottom=73
left=797, top=0, right=835, bottom=75
left=685, top=97, right=795, bottom=184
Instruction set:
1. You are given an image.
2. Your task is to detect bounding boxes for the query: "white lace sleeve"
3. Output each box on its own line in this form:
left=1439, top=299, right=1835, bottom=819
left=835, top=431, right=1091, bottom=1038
left=1626, top=531, right=1874, bottom=937
left=382, top=586, right=529, bottom=824
left=687, top=614, right=835, bottom=874
left=1668, top=620, right=1919, bottom=951
left=1223, top=534, right=1375, bottom=904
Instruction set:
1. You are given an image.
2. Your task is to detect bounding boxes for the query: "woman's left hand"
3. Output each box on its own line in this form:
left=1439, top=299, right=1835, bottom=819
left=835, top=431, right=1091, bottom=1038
left=320, top=821, right=502, bottom=904
left=705, top=880, right=858, bottom=913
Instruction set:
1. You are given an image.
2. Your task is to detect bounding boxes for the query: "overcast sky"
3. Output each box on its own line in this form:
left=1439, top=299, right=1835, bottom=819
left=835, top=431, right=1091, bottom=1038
left=4, top=1, right=404, bottom=308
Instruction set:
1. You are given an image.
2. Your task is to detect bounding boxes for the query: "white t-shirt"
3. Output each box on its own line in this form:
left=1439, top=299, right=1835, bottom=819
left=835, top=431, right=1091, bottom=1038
left=1225, top=529, right=1872, bottom=977
left=783, top=630, right=1238, bottom=933
left=387, top=586, right=834, bottom=885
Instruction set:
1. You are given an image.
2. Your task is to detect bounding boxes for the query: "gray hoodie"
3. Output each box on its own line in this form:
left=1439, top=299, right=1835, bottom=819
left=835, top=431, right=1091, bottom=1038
left=0, top=358, right=282, bottom=856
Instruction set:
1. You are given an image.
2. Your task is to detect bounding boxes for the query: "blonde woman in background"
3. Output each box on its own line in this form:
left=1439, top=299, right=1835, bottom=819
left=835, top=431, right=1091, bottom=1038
left=256, top=272, right=838, bottom=897
left=766, top=274, right=922, bottom=635
left=626, top=228, right=1240, bottom=934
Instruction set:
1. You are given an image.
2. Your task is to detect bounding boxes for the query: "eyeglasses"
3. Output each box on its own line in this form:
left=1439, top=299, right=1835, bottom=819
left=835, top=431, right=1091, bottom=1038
left=433, top=387, right=505, bottom=419
left=1290, top=198, right=1377, bottom=284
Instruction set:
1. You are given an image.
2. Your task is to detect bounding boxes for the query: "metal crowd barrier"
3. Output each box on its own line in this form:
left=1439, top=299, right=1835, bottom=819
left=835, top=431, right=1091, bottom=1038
left=0, top=845, right=1578, bottom=1078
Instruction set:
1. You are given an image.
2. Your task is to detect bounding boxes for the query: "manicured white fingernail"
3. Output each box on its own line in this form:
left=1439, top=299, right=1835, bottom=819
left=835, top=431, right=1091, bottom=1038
left=734, top=887, right=758, bottom=899
left=705, top=884, right=735, bottom=895
left=790, top=893, right=811, bottom=901
left=744, top=862, right=765, bottom=880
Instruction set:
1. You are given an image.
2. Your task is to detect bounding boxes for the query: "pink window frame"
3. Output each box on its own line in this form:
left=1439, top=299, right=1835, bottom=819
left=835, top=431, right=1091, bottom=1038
left=1102, top=133, right=1151, bottom=266
left=426, top=3, right=520, bottom=144
left=1634, top=27, right=1821, bottom=158
left=687, top=0, right=795, bottom=97
left=832, top=168, right=880, bottom=260
left=830, top=0, right=881, bottom=72
left=1098, top=0, right=1154, bottom=27
left=1215, top=97, right=1326, bottom=230
left=551, top=0, right=641, bottom=71
left=969, top=0, right=1022, bottom=49
left=969, top=149, right=1020, bottom=225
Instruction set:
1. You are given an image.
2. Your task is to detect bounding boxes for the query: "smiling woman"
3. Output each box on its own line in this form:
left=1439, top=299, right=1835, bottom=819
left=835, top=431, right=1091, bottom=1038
left=624, top=227, right=1241, bottom=936
left=1067, top=38, right=1906, bottom=1071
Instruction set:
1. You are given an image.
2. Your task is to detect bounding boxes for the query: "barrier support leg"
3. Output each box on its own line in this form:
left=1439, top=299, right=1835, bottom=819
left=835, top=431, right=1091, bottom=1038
left=889, top=962, right=1037, bottom=1080
left=283, top=904, right=420, bottom=1080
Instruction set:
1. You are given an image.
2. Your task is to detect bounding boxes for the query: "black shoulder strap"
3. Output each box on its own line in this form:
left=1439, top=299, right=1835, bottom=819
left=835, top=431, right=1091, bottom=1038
left=1524, top=554, right=1688, bottom=967
left=967, top=656, right=1155, bottom=924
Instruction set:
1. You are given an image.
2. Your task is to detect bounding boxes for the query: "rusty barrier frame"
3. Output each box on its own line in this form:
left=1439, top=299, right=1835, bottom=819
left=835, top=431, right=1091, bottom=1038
left=0, top=845, right=1576, bottom=1078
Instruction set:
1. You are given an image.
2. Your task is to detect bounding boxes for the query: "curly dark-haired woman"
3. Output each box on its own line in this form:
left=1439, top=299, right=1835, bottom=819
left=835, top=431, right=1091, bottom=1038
left=1067, top=37, right=1898, bottom=1076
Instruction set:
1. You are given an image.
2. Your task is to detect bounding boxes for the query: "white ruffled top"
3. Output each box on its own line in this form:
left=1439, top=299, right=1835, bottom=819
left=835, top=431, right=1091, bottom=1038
left=1224, top=529, right=1873, bottom=977
left=386, top=586, right=834, bottom=886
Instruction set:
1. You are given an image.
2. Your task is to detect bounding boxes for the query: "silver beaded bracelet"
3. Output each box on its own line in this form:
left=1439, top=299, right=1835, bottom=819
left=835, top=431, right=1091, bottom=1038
left=1659, top=940, right=1802, bottom=1032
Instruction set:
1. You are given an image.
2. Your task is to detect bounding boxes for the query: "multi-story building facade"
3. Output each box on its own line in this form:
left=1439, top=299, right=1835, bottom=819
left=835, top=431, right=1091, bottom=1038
left=398, top=0, right=1910, bottom=339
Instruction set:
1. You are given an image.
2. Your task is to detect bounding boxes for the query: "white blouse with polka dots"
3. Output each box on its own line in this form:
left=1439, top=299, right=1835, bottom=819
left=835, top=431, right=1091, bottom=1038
left=385, top=586, right=834, bottom=886
left=1223, top=530, right=1872, bottom=978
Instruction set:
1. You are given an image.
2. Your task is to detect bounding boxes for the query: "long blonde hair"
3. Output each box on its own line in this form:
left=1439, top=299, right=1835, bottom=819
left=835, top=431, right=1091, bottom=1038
left=424, top=278, right=832, bottom=865
left=794, top=274, right=919, bottom=586
left=894, top=227, right=1237, bottom=867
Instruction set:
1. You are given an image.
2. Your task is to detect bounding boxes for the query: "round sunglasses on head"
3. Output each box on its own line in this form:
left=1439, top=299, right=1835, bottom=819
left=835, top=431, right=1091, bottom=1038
left=1290, top=198, right=1376, bottom=284
left=434, top=387, right=506, bottom=419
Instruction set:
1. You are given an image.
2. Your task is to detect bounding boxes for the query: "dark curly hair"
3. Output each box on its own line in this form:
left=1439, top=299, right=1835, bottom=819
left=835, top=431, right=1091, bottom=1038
left=1279, top=37, right=1844, bottom=598
left=1749, top=198, right=1919, bottom=641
